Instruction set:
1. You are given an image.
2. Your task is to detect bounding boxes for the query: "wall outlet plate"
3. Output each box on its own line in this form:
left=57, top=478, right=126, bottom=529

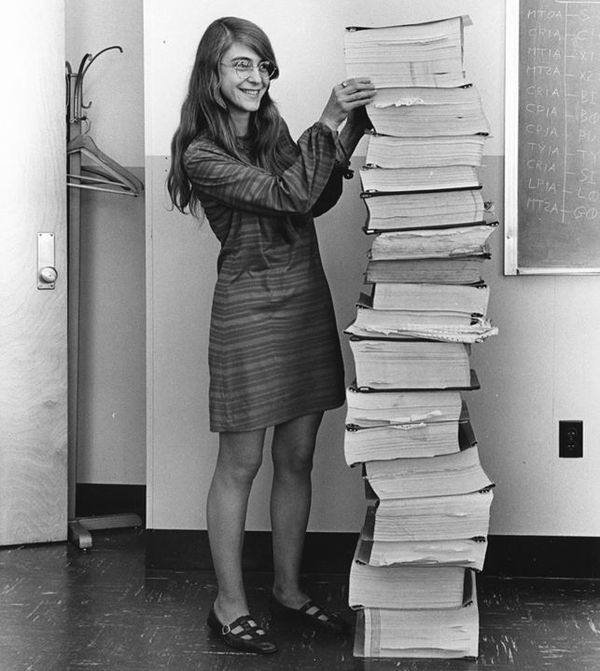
left=559, top=420, right=583, bottom=458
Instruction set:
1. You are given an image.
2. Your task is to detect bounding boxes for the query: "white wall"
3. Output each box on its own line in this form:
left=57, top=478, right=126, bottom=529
left=66, top=0, right=144, bottom=166
left=66, top=0, right=146, bottom=485
left=145, top=0, right=600, bottom=536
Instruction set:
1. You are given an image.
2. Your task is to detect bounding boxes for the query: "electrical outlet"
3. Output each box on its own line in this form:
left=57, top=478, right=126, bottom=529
left=559, top=420, right=583, bottom=458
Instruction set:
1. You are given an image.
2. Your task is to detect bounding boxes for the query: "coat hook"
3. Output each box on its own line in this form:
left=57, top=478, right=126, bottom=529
left=70, top=46, right=123, bottom=123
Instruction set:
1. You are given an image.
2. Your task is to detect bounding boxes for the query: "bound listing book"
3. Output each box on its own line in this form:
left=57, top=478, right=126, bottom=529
left=344, top=410, right=476, bottom=465
left=365, top=253, right=489, bottom=285
left=355, top=535, right=488, bottom=571
left=366, top=86, right=489, bottom=137
left=362, top=488, right=494, bottom=542
left=365, top=133, right=486, bottom=169
left=360, top=165, right=480, bottom=193
left=362, top=190, right=489, bottom=232
left=345, top=307, right=497, bottom=343
left=369, top=223, right=497, bottom=261
left=364, top=445, right=493, bottom=500
left=346, top=386, right=463, bottom=426
left=348, top=304, right=477, bottom=329
left=368, top=282, right=490, bottom=314
left=344, top=16, right=471, bottom=88
left=354, top=571, right=479, bottom=659
left=349, top=338, right=474, bottom=391
left=349, top=559, right=471, bottom=610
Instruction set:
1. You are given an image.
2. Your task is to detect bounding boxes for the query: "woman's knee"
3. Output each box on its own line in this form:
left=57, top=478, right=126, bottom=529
left=272, top=414, right=321, bottom=476
left=214, top=452, right=263, bottom=489
left=272, top=441, right=315, bottom=478
left=214, top=430, right=265, bottom=486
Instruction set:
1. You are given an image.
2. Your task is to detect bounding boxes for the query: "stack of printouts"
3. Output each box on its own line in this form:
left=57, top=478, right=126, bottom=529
left=342, top=16, right=498, bottom=659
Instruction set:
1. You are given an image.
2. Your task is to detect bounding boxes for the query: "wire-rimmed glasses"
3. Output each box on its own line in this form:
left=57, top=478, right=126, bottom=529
left=221, top=57, right=279, bottom=80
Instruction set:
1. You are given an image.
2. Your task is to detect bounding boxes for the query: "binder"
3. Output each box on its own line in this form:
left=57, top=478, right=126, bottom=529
left=353, top=570, right=479, bottom=659
left=344, top=403, right=476, bottom=465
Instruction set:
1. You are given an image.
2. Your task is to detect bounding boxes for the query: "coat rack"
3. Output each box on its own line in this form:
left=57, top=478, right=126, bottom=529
left=66, top=47, right=144, bottom=550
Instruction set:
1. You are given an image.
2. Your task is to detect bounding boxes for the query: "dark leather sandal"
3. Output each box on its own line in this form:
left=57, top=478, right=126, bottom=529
left=207, top=607, right=278, bottom=654
left=270, top=594, right=350, bottom=635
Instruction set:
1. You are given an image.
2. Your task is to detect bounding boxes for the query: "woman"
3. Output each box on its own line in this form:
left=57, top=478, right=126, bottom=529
left=168, top=16, right=375, bottom=655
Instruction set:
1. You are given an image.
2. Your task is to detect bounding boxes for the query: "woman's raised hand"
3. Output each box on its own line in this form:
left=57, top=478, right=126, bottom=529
left=319, top=78, right=376, bottom=131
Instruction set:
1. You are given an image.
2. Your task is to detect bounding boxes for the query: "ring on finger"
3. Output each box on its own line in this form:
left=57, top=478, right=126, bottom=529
left=341, top=80, right=348, bottom=88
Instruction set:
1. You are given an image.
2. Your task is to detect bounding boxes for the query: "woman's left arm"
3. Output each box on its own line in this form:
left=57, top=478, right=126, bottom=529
left=312, top=105, right=374, bottom=217
left=337, top=105, right=374, bottom=166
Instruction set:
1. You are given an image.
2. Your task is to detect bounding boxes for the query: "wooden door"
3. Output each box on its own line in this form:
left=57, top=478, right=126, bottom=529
left=0, top=1, right=68, bottom=544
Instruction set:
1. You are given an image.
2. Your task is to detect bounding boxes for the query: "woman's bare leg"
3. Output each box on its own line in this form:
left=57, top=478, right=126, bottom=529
left=270, top=412, right=323, bottom=607
left=207, top=428, right=266, bottom=624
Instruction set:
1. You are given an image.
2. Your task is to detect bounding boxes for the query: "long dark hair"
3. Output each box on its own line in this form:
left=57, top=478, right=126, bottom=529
left=168, top=16, right=282, bottom=216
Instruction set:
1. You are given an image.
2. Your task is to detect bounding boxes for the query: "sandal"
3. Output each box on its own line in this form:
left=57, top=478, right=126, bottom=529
left=270, top=594, right=349, bottom=635
left=207, top=607, right=278, bottom=654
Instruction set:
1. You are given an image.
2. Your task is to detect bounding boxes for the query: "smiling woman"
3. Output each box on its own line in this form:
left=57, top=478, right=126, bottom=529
left=166, top=15, right=375, bottom=655
left=218, top=45, right=273, bottom=129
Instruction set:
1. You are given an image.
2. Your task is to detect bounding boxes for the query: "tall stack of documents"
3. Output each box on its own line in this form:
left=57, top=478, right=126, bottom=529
left=343, top=15, right=498, bottom=660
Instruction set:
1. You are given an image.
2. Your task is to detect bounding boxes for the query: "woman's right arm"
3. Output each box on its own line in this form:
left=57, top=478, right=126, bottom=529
left=183, top=123, right=338, bottom=217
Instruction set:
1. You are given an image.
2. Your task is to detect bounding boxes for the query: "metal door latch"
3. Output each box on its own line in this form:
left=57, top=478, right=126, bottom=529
left=37, top=232, right=58, bottom=290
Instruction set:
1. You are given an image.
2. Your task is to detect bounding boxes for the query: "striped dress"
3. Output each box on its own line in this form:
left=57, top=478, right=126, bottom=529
left=183, top=121, right=346, bottom=432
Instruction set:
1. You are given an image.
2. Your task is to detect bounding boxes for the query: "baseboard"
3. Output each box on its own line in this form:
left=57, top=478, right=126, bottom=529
left=145, top=530, right=600, bottom=578
left=75, top=484, right=146, bottom=526
left=484, top=535, right=600, bottom=578
left=145, top=530, right=357, bottom=573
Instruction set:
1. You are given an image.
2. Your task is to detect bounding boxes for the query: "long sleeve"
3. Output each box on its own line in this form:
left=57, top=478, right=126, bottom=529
left=183, top=122, right=338, bottom=217
left=312, top=114, right=373, bottom=218
left=311, top=165, right=343, bottom=217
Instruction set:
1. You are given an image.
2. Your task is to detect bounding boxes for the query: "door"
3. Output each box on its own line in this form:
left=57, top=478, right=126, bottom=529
left=0, top=1, right=68, bottom=544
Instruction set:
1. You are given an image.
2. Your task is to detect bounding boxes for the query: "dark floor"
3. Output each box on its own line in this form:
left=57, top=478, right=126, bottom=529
left=1, top=530, right=599, bottom=671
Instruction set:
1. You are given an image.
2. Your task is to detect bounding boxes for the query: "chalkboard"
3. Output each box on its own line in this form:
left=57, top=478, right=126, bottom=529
left=505, top=0, right=600, bottom=273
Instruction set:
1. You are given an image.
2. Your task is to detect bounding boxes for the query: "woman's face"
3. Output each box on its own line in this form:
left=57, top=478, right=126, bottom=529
left=219, top=42, right=269, bottom=131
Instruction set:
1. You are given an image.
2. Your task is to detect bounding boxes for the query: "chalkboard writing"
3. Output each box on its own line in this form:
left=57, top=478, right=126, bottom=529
left=514, top=0, right=600, bottom=272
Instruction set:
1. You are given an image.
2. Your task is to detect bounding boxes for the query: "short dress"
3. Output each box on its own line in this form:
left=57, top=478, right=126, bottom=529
left=183, top=120, right=347, bottom=432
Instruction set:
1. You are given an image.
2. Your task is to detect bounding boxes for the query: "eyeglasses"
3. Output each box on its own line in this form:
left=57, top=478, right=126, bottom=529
left=221, top=57, right=279, bottom=80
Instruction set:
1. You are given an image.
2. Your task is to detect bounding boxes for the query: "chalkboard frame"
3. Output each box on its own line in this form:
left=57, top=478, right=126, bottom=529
left=504, top=0, right=600, bottom=275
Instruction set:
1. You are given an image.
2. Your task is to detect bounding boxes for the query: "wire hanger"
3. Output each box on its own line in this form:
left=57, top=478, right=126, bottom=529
left=66, top=47, right=144, bottom=197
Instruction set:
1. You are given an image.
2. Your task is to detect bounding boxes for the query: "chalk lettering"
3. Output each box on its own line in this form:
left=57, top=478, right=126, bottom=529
left=526, top=86, right=561, bottom=97
left=580, top=128, right=598, bottom=142
left=577, top=149, right=598, bottom=165
left=527, top=47, right=561, bottom=59
left=526, top=65, right=562, bottom=76
left=526, top=160, right=557, bottom=174
left=525, top=103, right=558, bottom=118
left=575, top=28, right=595, bottom=43
left=573, top=205, right=599, bottom=219
left=579, top=168, right=598, bottom=184
left=528, top=28, right=562, bottom=41
left=525, top=124, right=559, bottom=137
left=572, top=49, right=596, bottom=62
left=526, top=198, right=560, bottom=214
left=527, top=9, right=562, bottom=20
left=580, top=89, right=597, bottom=105
left=580, top=109, right=600, bottom=124
left=527, top=143, right=561, bottom=159
left=528, top=178, right=557, bottom=193
left=576, top=187, right=600, bottom=202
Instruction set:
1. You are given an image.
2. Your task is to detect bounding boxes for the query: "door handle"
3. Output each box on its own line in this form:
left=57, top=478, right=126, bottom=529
left=37, top=232, right=58, bottom=290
